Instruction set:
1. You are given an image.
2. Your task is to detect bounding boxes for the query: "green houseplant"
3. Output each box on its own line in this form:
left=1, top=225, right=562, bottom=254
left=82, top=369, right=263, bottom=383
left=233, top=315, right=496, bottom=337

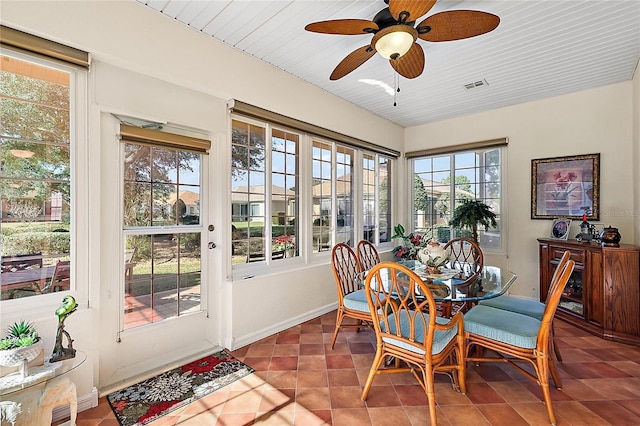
left=448, top=200, right=497, bottom=244
left=0, top=320, right=42, bottom=373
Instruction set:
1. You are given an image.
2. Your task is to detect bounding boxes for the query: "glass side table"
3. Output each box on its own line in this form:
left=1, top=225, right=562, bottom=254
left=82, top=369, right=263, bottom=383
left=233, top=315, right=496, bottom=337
left=0, top=350, right=86, bottom=396
left=0, top=351, right=86, bottom=426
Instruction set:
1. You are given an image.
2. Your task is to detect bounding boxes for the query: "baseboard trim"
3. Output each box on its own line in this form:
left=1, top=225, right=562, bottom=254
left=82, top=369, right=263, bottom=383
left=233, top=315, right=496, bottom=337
left=227, top=303, right=337, bottom=350
left=52, top=386, right=98, bottom=423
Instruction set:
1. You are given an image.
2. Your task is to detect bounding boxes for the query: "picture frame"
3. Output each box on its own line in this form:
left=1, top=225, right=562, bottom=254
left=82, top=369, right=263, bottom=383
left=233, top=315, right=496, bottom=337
left=531, top=153, right=600, bottom=220
left=550, top=218, right=571, bottom=240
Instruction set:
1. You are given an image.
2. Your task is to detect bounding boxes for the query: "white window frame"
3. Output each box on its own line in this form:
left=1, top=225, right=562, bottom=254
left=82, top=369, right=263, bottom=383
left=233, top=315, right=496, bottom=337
left=0, top=48, right=89, bottom=317
left=410, top=146, right=506, bottom=254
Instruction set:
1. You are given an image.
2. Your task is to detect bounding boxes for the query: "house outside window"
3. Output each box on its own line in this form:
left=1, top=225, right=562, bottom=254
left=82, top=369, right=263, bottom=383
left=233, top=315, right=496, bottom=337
left=411, top=146, right=503, bottom=250
left=231, top=109, right=396, bottom=268
left=231, top=118, right=300, bottom=264
left=1, top=53, right=75, bottom=300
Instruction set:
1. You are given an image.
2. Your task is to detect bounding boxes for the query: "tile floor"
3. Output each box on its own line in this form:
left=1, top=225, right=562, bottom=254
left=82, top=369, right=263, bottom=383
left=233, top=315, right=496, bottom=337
left=61, top=311, right=640, bottom=425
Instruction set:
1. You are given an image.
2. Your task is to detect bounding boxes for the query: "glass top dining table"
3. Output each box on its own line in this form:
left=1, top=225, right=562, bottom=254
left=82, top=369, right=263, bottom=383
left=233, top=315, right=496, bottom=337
left=360, top=260, right=518, bottom=303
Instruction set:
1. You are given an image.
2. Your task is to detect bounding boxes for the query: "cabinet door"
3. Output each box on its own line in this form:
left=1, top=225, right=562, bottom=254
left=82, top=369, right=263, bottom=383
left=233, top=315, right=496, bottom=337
left=559, top=261, right=586, bottom=317
left=584, top=250, right=603, bottom=327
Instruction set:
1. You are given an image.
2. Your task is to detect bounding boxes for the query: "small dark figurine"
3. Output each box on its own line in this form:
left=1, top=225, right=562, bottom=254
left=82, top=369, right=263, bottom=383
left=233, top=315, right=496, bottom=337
left=50, top=295, right=78, bottom=363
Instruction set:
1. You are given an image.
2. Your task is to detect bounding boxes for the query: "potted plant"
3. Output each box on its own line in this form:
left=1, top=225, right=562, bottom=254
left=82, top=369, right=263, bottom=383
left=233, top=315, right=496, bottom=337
left=391, top=224, right=428, bottom=261
left=274, top=235, right=295, bottom=257
left=448, top=200, right=497, bottom=244
left=0, top=320, right=42, bottom=376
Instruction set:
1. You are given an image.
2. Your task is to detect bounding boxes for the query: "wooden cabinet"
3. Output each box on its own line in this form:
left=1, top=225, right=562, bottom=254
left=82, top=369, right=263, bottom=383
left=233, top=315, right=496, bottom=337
left=538, top=238, right=640, bottom=345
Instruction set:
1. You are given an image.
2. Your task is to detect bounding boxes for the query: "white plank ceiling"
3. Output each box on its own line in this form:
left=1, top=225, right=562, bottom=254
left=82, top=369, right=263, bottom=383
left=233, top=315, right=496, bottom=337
left=135, top=0, right=640, bottom=128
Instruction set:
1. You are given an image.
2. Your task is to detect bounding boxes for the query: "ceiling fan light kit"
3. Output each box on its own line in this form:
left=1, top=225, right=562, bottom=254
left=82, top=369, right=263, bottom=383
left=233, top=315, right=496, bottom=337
left=305, top=0, right=500, bottom=81
left=372, top=25, right=417, bottom=60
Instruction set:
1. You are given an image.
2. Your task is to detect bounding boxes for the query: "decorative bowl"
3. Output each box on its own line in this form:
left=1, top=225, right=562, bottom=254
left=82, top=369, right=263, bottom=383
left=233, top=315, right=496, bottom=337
left=0, top=342, right=42, bottom=368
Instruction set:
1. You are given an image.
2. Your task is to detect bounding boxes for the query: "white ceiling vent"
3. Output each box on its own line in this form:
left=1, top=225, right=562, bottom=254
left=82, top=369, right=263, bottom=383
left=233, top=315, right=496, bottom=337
left=464, top=79, right=489, bottom=91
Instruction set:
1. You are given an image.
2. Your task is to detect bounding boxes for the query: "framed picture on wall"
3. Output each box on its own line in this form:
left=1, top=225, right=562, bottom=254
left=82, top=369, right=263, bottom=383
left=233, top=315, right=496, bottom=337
left=550, top=218, right=572, bottom=240
left=531, top=153, right=600, bottom=220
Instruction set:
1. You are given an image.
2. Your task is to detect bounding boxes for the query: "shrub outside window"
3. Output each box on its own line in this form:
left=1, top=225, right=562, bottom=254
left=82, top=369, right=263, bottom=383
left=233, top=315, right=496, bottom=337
left=1, top=53, right=73, bottom=300
left=412, top=147, right=503, bottom=250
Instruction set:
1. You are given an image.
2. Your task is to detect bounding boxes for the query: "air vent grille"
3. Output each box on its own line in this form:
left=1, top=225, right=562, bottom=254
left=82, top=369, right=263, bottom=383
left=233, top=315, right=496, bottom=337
left=464, top=79, right=489, bottom=90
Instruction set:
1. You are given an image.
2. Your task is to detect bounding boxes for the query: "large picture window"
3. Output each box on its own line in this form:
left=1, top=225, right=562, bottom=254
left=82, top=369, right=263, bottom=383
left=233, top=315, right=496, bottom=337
left=412, top=147, right=503, bottom=250
left=231, top=112, right=396, bottom=268
left=1, top=53, right=74, bottom=300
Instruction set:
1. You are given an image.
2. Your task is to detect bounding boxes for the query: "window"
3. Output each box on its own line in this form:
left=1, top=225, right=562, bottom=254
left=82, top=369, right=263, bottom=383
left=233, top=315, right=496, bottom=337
left=1, top=53, right=74, bottom=300
left=231, top=119, right=299, bottom=263
left=412, top=147, right=503, bottom=250
left=312, top=142, right=355, bottom=252
left=363, top=153, right=392, bottom=244
left=231, top=111, right=396, bottom=267
left=122, top=142, right=203, bottom=329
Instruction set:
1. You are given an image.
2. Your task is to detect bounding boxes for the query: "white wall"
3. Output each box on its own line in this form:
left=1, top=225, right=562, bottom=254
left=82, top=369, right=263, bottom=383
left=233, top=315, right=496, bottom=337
left=405, top=81, right=637, bottom=298
left=1, top=0, right=403, bottom=396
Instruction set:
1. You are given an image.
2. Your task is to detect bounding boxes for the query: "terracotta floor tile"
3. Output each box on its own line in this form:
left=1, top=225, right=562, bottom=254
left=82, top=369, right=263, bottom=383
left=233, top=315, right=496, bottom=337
left=246, top=344, right=276, bottom=357
left=465, top=382, right=506, bottom=404
left=269, top=355, right=299, bottom=371
left=296, top=387, right=331, bottom=410
left=298, top=370, right=329, bottom=388
left=325, top=354, right=355, bottom=369
left=553, top=400, right=610, bottom=425
left=474, top=404, right=530, bottom=426
left=294, top=408, right=332, bottom=425
left=265, top=370, right=298, bottom=389
left=327, top=368, right=359, bottom=386
left=75, top=314, right=640, bottom=426
left=298, top=354, right=329, bottom=370
left=273, top=343, right=300, bottom=357
left=277, top=333, right=301, bottom=344
left=580, top=400, right=640, bottom=425
left=362, top=384, right=402, bottom=407
left=368, top=406, right=412, bottom=425
left=440, top=404, right=490, bottom=426
left=557, top=378, right=608, bottom=401
left=329, top=386, right=368, bottom=409
left=394, top=384, right=430, bottom=406
left=331, top=408, right=372, bottom=426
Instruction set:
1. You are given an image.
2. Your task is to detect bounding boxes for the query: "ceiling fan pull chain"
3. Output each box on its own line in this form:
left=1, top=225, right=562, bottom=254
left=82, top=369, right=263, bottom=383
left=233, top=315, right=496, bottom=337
left=394, top=71, right=399, bottom=106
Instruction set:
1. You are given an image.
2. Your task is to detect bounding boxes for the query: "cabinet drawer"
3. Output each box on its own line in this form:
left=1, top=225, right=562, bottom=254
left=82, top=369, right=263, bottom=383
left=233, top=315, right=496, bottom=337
left=551, top=247, right=584, bottom=265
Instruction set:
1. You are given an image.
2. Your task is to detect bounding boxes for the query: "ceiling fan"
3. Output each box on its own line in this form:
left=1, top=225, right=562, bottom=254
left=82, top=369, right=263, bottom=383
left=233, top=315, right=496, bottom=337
left=305, top=0, right=500, bottom=80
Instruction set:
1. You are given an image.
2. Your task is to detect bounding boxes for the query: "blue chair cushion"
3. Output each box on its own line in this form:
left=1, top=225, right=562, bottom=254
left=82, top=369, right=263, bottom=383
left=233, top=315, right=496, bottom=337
left=343, top=289, right=373, bottom=313
left=464, top=305, right=542, bottom=349
left=479, top=295, right=545, bottom=320
left=380, top=311, right=458, bottom=355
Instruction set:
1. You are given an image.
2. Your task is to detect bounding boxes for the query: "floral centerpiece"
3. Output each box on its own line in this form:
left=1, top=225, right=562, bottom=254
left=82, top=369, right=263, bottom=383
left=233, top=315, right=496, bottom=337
left=391, top=224, right=428, bottom=260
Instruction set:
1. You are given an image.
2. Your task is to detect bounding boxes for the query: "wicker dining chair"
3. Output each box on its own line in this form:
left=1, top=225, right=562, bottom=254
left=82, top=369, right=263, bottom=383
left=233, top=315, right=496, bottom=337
left=329, top=243, right=372, bottom=349
left=464, top=257, right=575, bottom=426
left=361, top=261, right=467, bottom=426
left=479, top=250, right=571, bottom=374
left=356, top=239, right=380, bottom=272
left=440, top=237, right=483, bottom=317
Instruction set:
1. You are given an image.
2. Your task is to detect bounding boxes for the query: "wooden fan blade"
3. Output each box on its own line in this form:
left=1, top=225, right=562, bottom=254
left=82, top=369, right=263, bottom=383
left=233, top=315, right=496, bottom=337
left=417, top=11, right=500, bottom=42
left=388, top=0, right=436, bottom=23
left=305, top=19, right=378, bottom=35
left=390, top=42, right=424, bottom=79
left=330, top=45, right=376, bottom=80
